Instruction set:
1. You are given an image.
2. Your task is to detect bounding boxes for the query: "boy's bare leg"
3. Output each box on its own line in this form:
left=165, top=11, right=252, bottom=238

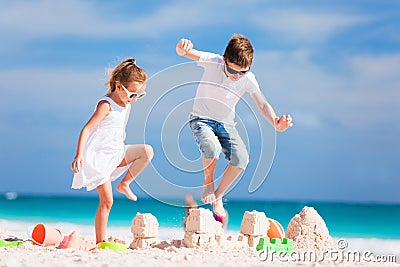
left=213, top=164, right=243, bottom=216
left=95, top=180, right=113, bottom=244
left=116, top=144, right=154, bottom=201
left=201, top=158, right=217, bottom=204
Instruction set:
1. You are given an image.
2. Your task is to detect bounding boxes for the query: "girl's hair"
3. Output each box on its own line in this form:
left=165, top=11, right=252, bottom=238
left=223, top=34, right=254, bottom=68
left=106, top=58, right=146, bottom=95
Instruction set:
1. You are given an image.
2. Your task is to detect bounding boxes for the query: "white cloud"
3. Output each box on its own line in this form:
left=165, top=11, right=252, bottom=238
left=0, top=1, right=374, bottom=61
left=252, top=50, right=400, bottom=130
left=251, top=8, right=370, bottom=43
left=0, top=0, right=105, bottom=38
left=0, top=0, right=212, bottom=41
left=0, top=67, right=105, bottom=111
left=350, top=54, right=400, bottom=92
left=293, top=112, right=322, bottom=128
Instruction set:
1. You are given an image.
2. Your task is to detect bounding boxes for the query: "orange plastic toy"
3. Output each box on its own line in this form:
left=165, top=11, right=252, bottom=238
left=267, top=218, right=285, bottom=239
left=31, top=224, right=63, bottom=246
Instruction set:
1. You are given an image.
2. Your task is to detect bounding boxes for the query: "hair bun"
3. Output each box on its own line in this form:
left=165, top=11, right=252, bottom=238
left=122, top=58, right=136, bottom=66
left=128, top=58, right=136, bottom=65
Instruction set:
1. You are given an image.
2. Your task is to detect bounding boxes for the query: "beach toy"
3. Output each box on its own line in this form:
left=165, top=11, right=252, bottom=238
left=266, top=218, right=285, bottom=240
left=31, top=223, right=63, bottom=246
left=256, top=237, right=294, bottom=254
left=0, top=239, right=24, bottom=247
left=97, top=242, right=127, bottom=252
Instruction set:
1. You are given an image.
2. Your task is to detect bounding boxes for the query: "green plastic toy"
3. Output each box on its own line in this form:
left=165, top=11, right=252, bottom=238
left=0, top=239, right=24, bottom=247
left=97, top=242, right=127, bottom=252
left=256, top=237, right=294, bottom=254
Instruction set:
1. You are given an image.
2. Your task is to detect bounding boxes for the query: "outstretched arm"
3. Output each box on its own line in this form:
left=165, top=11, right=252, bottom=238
left=176, top=38, right=201, bottom=61
left=251, top=91, right=293, bottom=132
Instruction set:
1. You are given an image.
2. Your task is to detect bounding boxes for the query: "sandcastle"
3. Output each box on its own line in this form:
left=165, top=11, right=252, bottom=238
left=286, top=206, right=336, bottom=253
left=127, top=206, right=335, bottom=253
left=182, top=208, right=224, bottom=248
left=238, top=210, right=269, bottom=248
left=130, top=212, right=159, bottom=249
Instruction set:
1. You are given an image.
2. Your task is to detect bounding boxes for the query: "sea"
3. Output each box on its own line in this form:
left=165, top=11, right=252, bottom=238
left=1, top=194, right=400, bottom=240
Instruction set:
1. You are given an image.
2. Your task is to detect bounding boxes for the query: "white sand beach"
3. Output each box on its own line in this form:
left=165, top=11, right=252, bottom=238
left=1, top=230, right=399, bottom=267
left=1, top=208, right=399, bottom=267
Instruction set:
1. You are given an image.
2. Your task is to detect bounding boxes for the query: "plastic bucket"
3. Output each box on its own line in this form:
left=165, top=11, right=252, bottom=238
left=31, top=224, right=63, bottom=246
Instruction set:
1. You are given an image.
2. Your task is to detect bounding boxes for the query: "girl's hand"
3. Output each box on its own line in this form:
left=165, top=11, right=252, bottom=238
left=176, top=38, right=193, bottom=56
left=274, top=115, right=293, bottom=132
left=71, top=156, right=84, bottom=173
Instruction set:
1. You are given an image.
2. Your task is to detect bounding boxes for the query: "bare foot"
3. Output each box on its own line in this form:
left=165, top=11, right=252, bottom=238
left=212, top=198, right=226, bottom=217
left=116, top=182, right=137, bottom=201
left=185, top=194, right=197, bottom=208
left=201, top=183, right=216, bottom=204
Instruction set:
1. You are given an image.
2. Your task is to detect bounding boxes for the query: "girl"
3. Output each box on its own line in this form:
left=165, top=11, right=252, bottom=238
left=71, top=58, right=154, bottom=243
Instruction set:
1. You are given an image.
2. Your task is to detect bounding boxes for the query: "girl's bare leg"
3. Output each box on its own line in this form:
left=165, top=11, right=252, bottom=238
left=95, top=180, right=113, bottom=244
left=116, top=144, right=154, bottom=201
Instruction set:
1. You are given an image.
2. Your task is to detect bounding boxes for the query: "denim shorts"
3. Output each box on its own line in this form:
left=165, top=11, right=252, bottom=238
left=189, top=115, right=249, bottom=169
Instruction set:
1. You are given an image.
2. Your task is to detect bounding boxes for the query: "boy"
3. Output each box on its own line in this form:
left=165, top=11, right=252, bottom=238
left=176, top=34, right=292, bottom=216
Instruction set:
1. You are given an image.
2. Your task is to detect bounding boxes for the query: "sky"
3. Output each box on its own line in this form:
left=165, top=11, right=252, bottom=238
left=0, top=0, right=399, bottom=204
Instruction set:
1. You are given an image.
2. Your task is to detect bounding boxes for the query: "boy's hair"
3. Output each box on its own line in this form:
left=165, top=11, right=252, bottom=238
left=106, top=58, right=146, bottom=94
left=223, top=34, right=254, bottom=68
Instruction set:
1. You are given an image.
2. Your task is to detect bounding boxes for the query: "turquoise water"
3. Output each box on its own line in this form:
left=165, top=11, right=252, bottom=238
left=1, top=195, right=400, bottom=239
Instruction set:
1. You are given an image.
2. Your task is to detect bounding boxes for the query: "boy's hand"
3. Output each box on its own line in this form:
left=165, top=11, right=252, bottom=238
left=176, top=38, right=193, bottom=56
left=274, top=115, right=293, bottom=132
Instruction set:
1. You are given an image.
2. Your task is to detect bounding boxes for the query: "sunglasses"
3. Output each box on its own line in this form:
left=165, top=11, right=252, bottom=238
left=120, top=83, right=146, bottom=99
left=225, top=61, right=250, bottom=75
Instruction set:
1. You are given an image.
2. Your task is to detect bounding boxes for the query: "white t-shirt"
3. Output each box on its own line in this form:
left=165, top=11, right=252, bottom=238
left=192, top=52, right=260, bottom=125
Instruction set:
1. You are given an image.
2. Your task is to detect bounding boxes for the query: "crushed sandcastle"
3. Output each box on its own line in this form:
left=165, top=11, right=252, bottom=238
left=130, top=212, right=159, bottom=249
left=182, top=208, right=224, bottom=248
left=129, top=209, right=280, bottom=250
left=286, top=206, right=336, bottom=252
left=59, top=231, right=95, bottom=251
left=238, top=210, right=269, bottom=248
left=129, top=209, right=270, bottom=249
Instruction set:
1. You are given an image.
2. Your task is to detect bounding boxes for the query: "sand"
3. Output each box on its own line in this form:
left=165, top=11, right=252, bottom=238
left=1, top=235, right=399, bottom=267
left=1, top=206, right=400, bottom=267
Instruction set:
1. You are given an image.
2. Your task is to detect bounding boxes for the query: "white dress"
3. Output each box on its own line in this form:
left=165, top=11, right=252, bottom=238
left=72, top=96, right=131, bottom=191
